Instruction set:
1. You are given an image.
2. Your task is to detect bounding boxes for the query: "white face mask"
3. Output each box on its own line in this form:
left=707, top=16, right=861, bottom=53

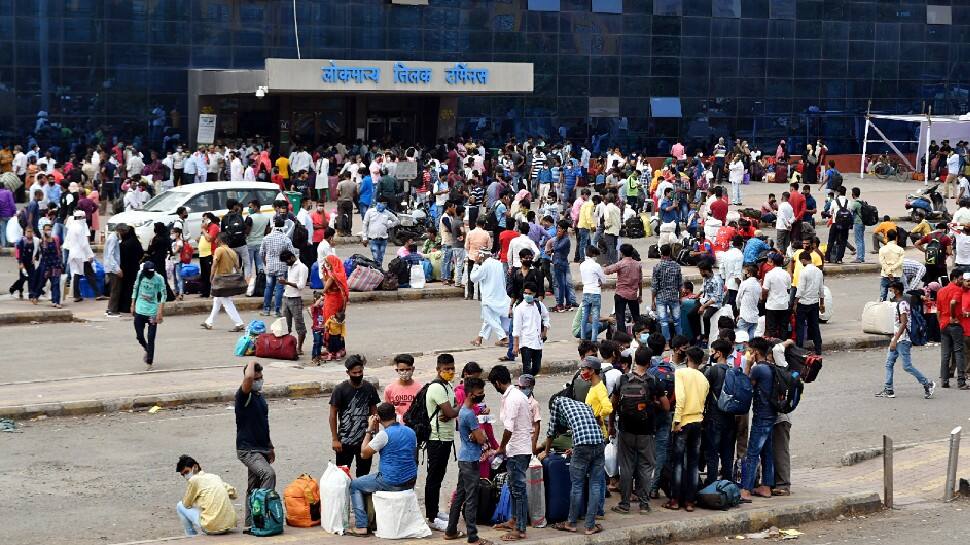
left=182, top=470, right=196, bottom=480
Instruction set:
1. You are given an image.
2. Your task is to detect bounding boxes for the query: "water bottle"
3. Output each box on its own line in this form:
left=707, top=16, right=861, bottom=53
left=491, top=453, right=506, bottom=470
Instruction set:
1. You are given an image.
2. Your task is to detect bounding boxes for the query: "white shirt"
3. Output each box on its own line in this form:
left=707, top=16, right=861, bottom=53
left=776, top=201, right=795, bottom=231
left=511, top=300, right=550, bottom=350
left=123, top=189, right=148, bottom=211
left=316, top=240, right=335, bottom=277
left=507, top=234, right=540, bottom=268
left=763, top=266, right=792, bottom=311
left=296, top=208, right=313, bottom=234
left=314, top=158, right=330, bottom=188
left=955, top=233, right=970, bottom=265
left=289, top=151, right=312, bottom=174
left=12, top=152, right=27, bottom=175
left=230, top=157, right=243, bottom=180
left=206, top=152, right=223, bottom=174
left=736, top=276, right=762, bottom=324
left=719, top=247, right=744, bottom=290
left=126, top=154, right=144, bottom=178
left=601, top=363, right=622, bottom=397
left=243, top=166, right=256, bottom=181
left=729, top=160, right=745, bottom=184
left=37, top=157, right=56, bottom=174
left=284, top=261, right=308, bottom=297
left=795, top=264, right=824, bottom=305
left=953, top=207, right=970, bottom=227
left=947, top=153, right=961, bottom=175
left=580, top=257, right=607, bottom=294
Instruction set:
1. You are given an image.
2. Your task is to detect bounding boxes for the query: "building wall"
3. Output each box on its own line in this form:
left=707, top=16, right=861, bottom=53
left=2, top=0, right=970, bottom=155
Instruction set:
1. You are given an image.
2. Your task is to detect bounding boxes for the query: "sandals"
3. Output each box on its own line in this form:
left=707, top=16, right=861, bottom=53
left=493, top=521, right=514, bottom=531
left=500, top=532, right=526, bottom=541
left=443, top=532, right=466, bottom=541
left=497, top=356, right=514, bottom=362
left=584, top=524, right=604, bottom=536
left=662, top=501, right=680, bottom=511
left=552, top=522, right=577, bottom=533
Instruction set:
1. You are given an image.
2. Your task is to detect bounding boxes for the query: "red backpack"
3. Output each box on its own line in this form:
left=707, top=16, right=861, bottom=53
left=179, top=239, right=193, bottom=264
left=713, top=226, right=735, bottom=253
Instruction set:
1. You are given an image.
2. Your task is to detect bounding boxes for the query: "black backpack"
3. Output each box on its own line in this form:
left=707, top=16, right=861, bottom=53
left=386, top=257, right=410, bottom=285
left=769, top=364, right=803, bottom=414
left=860, top=201, right=879, bottom=227
left=292, top=221, right=309, bottom=248
left=223, top=212, right=246, bottom=248
left=484, top=202, right=500, bottom=233
left=617, top=373, right=655, bottom=427
left=828, top=170, right=843, bottom=191
left=403, top=378, right=449, bottom=449
left=924, top=233, right=943, bottom=266
left=834, top=199, right=854, bottom=230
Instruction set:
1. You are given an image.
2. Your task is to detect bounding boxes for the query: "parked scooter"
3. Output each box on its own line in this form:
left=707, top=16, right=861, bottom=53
left=905, top=183, right=950, bottom=223
left=389, top=199, right=430, bottom=246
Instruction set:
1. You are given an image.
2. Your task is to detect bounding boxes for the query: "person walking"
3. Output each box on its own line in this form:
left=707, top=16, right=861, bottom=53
left=131, top=261, right=166, bottom=370
left=605, top=243, right=643, bottom=335
left=470, top=251, right=511, bottom=347
left=36, top=223, right=64, bottom=308
left=235, top=362, right=276, bottom=531
left=64, top=210, right=101, bottom=303
left=361, top=197, right=398, bottom=266
left=511, top=282, right=549, bottom=376
left=876, top=281, right=936, bottom=399
left=201, top=232, right=245, bottom=332
left=198, top=212, right=220, bottom=298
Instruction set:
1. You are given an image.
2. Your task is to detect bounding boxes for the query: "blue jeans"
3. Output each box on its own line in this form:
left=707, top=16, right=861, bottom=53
left=176, top=501, right=205, bottom=536
left=38, top=269, right=60, bottom=305
left=553, top=263, right=571, bottom=307
left=568, top=443, right=605, bottom=529
left=369, top=238, right=388, bottom=266
left=879, top=277, right=891, bottom=302
left=741, top=419, right=775, bottom=491
left=731, top=181, right=742, bottom=203
left=262, top=273, right=285, bottom=314
left=173, top=262, right=184, bottom=295
left=737, top=318, right=758, bottom=340
left=885, top=339, right=929, bottom=389
left=247, top=244, right=264, bottom=276
left=0, top=217, right=8, bottom=246
left=671, top=422, right=703, bottom=504
left=441, top=244, right=454, bottom=283
left=574, top=228, right=589, bottom=262
left=359, top=203, right=370, bottom=220
left=506, top=454, right=530, bottom=533
left=350, top=473, right=412, bottom=529
left=581, top=293, right=601, bottom=340
left=656, top=300, right=681, bottom=341
left=312, top=331, right=324, bottom=358
left=854, top=224, right=865, bottom=262
left=651, top=412, right=672, bottom=493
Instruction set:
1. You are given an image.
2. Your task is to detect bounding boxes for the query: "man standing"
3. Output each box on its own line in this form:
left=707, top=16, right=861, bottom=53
left=329, top=355, right=381, bottom=477
left=850, top=187, right=866, bottom=262
left=424, top=354, right=459, bottom=525
left=610, top=347, right=665, bottom=514
left=665, top=347, right=710, bottom=512
left=245, top=199, right=270, bottom=289
left=703, top=340, right=739, bottom=485
left=739, top=338, right=775, bottom=502
left=652, top=244, right=683, bottom=340
left=775, top=192, right=795, bottom=252
left=236, top=361, right=276, bottom=531
left=602, top=193, right=622, bottom=264
left=445, top=375, right=487, bottom=544
left=876, top=281, right=936, bottom=399
left=574, top=189, right=594, bottom=262
left=131, top=261, right=166, bottom=369
left=511, top=282, right=549, bottom=376
left=878, top=229, right=905, bottom=302
left=936, top=270, right=967, bottom=389
left=103, top=224, right=124, bottom=317
left=794, top=251, right=824, bottom=355
left=604, top=243, right=643, bottom=336
left=946, top=148, right=961, bottom=200
left=489, top=365, right=534, bottom=541
left=439, top=200, right=460, bottom=285
left=463, top=216, right=492, bottom=300
left=361, top=197, right=399, bottom=266
left=720, top=236, right=744, bottom=307
left=580, top=245, right=607, bottom=341
left=335, top=174, right=358, bottom=236
left=221, top=199, right=251, bottom=279
left=914, top=222, right=951, bottom=286
left=278, top=250, right=308, bottom=356
left=260, top=218, right=295, bottom=317
left=762, top=253, right=791, bottom=339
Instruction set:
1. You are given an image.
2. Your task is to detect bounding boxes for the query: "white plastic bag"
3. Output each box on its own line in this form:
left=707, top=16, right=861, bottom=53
left=270, top=317, right=287, bottom=337
left=320, top=463, right=351, bottom=535
left=6, top=218, right=22, bottom=246
left=604, top=439, right=618, bottom=477
left=409, top=263, right=426, bottom=289
left=372, top=489, right=431, bottom=539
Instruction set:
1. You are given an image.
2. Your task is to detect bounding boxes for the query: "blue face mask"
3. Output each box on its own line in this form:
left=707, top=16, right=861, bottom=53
left=376, top=204, right=386, bottom=213
left=523, top=294, right=535, bottom=304
left=638, top=333, right=649, bottom=344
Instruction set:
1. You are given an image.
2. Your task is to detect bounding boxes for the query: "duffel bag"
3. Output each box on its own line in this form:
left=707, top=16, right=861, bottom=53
left=348, top=265, right=384, bottom=292
left=255, top=333, right=298, bottom=360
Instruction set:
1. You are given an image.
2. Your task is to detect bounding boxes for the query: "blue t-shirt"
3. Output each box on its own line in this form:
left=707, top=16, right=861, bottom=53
left=750, top=363, right=777, bottom=423
left=660, top=198, right=678, bottom=223
left=495, top=202, right=508, bottom=228
left=457, top=407, right=482, bottom=462
left=742, top=237, right=769, bottom=264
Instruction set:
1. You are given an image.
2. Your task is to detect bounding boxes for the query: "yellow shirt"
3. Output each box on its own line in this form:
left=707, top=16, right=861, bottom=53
left=673, top=367, right=709, bottom=427
left=326, top=316, right=346, bottom=337
left=874, top=221, right=897, bottom=238
left=791, top=249, right=823, bottom=287
left=181, top=471, right=238, bottom=534
left=198, top=232, right=212, bottom=258
left=911, top=220, right=931, bottom=237
left=275, top=156, right=290, bottom=179
left=879, top=241, right=905, bottom=278
left=584, top=381, right=613, bottom=438
left=578, top=201, right=596, bottom=230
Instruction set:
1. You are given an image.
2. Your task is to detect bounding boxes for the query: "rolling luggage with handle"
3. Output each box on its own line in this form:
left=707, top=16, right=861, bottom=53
left=542, top=451, right=571, bottom=524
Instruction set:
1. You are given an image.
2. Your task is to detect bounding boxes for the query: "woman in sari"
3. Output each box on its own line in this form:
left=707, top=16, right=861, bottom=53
left=322, top=254, right=349, bottom=323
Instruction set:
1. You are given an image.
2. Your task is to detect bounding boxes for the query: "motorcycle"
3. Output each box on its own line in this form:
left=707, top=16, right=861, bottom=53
left=389, top=199, right=430, bottom=247
left=905, top=183, right=950, bottom=223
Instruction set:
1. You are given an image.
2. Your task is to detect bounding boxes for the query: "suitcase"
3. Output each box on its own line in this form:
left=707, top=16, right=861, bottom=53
left=477, top=478, right=498, bottom=525
left=348, top=265, right=384, bottom=292
left=542, top=452, right=571, bottom=524
left=183, top=278, right=202, bottom=295
left=255, top=333, right=299, bottom=360
left=861, top=301, right=895, bottom=335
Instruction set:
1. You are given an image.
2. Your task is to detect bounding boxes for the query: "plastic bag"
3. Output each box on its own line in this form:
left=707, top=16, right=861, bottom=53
left=270, top=317, right=287, bottom=337
left=604, top=439, right=618, bottom=478
left=526, top=458, right=546, bottom=528
left=319, top=462, right=351, bottom=535
left=6, top=218, right=22, bottom=245
left=491, top=482, right=511, bottom=524
left=372, top=490, right=432, bottom=539
left=409, top=263, right=426, bottom=289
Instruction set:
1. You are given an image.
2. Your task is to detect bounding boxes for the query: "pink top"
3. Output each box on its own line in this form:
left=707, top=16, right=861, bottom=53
left=384, top=381, right=423, bottom=420
left=670, top=143, right=685, bottom=160
left=500, top=386, right=534, bottom=457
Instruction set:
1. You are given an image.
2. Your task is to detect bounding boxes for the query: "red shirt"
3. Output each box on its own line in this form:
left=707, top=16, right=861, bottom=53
left=498, top=229, right=519, bottom=263
left=709, top=199, right=728, bottom=223
left=788, top=191, right=806, bottom=220
left=960, top=289, right=970, bottom=333
left=310, top=210, right=329, bottom=243
left=937, top=283, right=961, bottom=326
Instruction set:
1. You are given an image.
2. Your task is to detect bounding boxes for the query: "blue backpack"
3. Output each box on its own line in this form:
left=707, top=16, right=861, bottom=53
left=249, top=488, right=284, bottom=537
left=697, top=479, right=742, bottom=510
left=717, top=367, right=753, bottom=415
left=898, top=300, right=928, bottom=347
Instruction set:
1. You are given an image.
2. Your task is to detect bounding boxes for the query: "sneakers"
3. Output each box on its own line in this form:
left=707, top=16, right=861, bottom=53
left=924, top=381, right=936, bottom=399
left=875, top=388, right=896, bottom=398
left=104, top=312, right=121, bottom=318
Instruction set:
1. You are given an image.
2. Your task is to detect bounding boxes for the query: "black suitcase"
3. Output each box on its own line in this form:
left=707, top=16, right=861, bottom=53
left=477, top=478, right=498, bottom=524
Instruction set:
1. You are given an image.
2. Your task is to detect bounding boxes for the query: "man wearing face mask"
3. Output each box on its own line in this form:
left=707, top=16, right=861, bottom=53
left=329, top=355, right=381, bottom=477
left=488, top=364, right=534, bottom=541
left=175, top=455, right=237, bottom=536
left=424, top=354, right=460, bottom=524
left=131, top=260, right=166, bottom=370
left=235, top=362, right=276, bottom=531
left=361, top=196, right=399, bottom=266
left=702, top=339, right=742, bottom=486
left=511, top=282, right=550, bottom=376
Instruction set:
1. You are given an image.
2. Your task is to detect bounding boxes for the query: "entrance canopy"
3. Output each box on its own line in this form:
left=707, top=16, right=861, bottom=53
left=861, top=113, right=970, bottom=181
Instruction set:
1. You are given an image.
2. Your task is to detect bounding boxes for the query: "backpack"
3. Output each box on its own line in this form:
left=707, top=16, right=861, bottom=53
left=648, top=363, right=676, bottom=403
left=249, top=488, right=285, bottom=537
left=697, top=480, right=742, bottom=510
left=716, top=366, right=753, bottom=414
left=484, top=202, right=500, bottom=232
left=827, top=171, right=843, bottom=191
left=617, top=373, right=654, bottom=427
left=16, top=206, right=28, bottom=228
left=924, top=234, right=943, bottom=266
left=224, top=213, right=247, bottom=248
left=834, top=198, right=854, bottom=230
left=292, top=221, right=309, bottom=248
left=784, top=345, right=823, bottom=384
left=897, top=300, right=928, bottom=347
left=860, top=201, right=879, bottom=227
left=402, top=378, right=449, bottom=449
left=386, top=257, right=410, bottom=285
left=284, top=474, right=321, bottom=527
left=769, top=365, right=804, bottom=414
left=179, top=239, right=193, bottom=264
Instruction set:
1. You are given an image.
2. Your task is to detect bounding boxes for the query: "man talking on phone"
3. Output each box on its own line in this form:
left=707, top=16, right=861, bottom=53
left=131, top=260, right=166, bottom=370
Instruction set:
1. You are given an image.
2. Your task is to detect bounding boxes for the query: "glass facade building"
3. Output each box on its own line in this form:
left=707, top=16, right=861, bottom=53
left=3, top=0, right=970, bottom=155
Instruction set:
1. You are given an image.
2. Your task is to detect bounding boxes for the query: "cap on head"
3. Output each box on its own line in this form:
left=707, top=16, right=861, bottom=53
left=582, top=356, right=602, bottom=371
left=141, top=261, right=156, bottom=272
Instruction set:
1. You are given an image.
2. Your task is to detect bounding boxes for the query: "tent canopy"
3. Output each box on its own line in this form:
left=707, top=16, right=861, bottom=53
left=861, top=113, right=970, bottom=181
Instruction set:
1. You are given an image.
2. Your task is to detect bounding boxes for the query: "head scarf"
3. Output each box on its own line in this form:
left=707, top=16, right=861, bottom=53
left=325, top=254, right=349, bottom=299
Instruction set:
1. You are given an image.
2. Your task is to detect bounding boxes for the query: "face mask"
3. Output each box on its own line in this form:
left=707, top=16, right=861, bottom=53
left=580, top=369, right=594, bottom=381
left=252, top=379, right=263, bottom=392
left=349, top=375, right=363, bottom=386
left=397, top=369, right=414, bottom=381
left=523, top=294, right=535, bottom=304
left=735, top=344, right=744, bottom=353
left=521, top=261, right=533, bottom=268
left=471, top=393, right=486, bottom=404
left=182, top=470, right=195, bottom=480
left=143, top=270, right=155, bottom=279
left=440, top=370, right=455, bottom=382
left=376, top=204, right=386, bottom=213
left=638, top=333, right=649, bottom=345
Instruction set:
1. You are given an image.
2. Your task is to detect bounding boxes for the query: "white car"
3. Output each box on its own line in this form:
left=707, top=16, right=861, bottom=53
left=106, top=182, right=284, bottom=248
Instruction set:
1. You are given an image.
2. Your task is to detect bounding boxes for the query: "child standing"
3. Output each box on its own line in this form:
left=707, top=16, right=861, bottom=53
left=325, top=310, right=346, bottom=360
left=309, top=291, right=326, bottom=365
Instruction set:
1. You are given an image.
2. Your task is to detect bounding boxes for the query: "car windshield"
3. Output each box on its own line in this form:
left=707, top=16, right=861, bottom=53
left=142, top=190, right=189, bottom=212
